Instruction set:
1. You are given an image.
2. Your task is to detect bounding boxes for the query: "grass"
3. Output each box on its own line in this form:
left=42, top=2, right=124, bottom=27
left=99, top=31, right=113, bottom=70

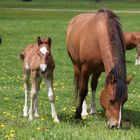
left=0, top=0, right=140, bottom=11
left=0, top=1, right=140, bottom=140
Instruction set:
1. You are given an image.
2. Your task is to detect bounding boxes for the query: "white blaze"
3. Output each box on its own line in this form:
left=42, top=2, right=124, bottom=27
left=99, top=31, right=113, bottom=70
left=118, top=105, right=122, bottom=128
left=40, top=46, right=48, bottom=55
left=40, top=47, right=48, bottom=71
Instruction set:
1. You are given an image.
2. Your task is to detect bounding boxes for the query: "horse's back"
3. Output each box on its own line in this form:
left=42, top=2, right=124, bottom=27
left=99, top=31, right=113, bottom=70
left=66, top=12, right=108, bottom=66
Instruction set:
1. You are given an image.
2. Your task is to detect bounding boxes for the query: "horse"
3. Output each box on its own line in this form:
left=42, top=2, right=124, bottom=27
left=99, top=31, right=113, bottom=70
left=19, top=37, right=60, bottom=123
left=124, top=32, right=140, bottom=65
left=66, top=9, right=127, bottom=128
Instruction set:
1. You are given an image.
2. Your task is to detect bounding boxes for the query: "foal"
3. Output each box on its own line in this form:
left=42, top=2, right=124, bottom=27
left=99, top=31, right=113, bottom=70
left=20, top=37, right=59, bottom=122
left=124, top=32, right=140, bottom=65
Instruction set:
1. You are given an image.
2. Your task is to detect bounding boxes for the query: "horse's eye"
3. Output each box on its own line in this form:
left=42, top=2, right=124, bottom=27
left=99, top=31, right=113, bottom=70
left=48, top=52, right=51, bottom=56
left=38, top=52, right=41, bottom=56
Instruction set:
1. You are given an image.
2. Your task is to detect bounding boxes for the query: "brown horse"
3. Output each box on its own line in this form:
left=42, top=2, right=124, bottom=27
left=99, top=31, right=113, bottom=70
left=66, top=9, right=127, bottom=128
left=124, top=32, right=140, bottom=65
left=19, top=37, right=59, bottom=123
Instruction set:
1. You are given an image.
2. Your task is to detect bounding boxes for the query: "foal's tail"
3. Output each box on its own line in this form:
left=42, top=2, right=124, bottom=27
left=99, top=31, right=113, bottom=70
left=19, top=50, right=25, bottom=61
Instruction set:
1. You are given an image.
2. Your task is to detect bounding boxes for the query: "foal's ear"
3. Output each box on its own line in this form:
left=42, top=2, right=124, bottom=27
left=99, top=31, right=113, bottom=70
left=37, top=36, right=42, bottom=46
left=48, top=37, right=52, bottom=46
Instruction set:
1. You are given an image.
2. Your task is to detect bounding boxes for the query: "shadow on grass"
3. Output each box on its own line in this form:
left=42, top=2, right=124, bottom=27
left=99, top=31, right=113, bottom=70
left=126, top=60, right=134, bottom=64
left=58, top=108, right=140, bottom=128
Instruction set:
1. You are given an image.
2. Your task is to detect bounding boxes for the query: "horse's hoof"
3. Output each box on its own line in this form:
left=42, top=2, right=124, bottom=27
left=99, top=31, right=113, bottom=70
left=34, top=114, right=39, bottom=118
left=90, top=111, right=97, bottom=115
left=82, top=115, right=88, bottom=120
left=74, top=114, right=81, bottom=120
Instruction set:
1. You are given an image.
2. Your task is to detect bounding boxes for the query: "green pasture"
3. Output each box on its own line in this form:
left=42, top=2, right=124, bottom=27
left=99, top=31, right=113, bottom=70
left=0, top=0, right=140, bottom=11
left=0, top=1, right=140, bottom=140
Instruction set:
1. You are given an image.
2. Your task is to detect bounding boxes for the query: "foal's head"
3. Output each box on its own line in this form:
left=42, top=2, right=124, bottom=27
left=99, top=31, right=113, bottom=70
left=37, top=37, right=52, bottom=72
left=100, top=67, right=127, bottom=128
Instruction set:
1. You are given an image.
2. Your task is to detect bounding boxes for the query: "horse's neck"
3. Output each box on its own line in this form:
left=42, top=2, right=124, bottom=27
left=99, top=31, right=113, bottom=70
left=99, top=43, right=115, bottom=75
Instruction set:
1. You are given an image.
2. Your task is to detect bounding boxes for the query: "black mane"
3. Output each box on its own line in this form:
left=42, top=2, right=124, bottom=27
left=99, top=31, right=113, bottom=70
left=99, top=9, right=127, bottom=102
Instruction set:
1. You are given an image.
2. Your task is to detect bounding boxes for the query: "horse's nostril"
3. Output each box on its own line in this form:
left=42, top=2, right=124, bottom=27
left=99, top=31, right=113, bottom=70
left=110, top=125, right=117, bottom=129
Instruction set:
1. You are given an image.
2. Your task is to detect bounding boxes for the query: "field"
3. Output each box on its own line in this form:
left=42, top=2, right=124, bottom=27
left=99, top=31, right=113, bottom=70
left=0, top=0, right=140, bottom=140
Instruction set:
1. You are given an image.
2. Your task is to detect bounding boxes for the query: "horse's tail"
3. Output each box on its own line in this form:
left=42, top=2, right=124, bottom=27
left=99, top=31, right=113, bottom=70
left=73, top=65, right=81, bottom=101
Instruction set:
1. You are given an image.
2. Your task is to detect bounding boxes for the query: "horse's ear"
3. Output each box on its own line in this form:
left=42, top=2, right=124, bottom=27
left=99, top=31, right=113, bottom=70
left=37, top=36, right=42, bottom=46
left=127, top=74, right=135, bottom=84
left=48, top=37, right=52, bottom=46
left=106, top=68, right=116, bottom=85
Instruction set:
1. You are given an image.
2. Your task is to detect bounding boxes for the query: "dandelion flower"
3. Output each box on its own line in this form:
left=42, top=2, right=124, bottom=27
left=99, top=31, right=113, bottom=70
left=0, top=124, right=5, bottom=129
left=36, top=127, right=41, bottom=131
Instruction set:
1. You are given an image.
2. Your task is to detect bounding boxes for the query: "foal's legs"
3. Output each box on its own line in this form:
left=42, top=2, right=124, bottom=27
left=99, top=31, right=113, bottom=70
left=90, top=73, right=101, bottom=115
left=34, top=79, right=42, bottom=117
left=45, top=75, right=60, bottom=123
left=29, top=71, right=40, bottom=120
left=75, top=65, right=90, bottom=119
left=23, top=69, right=30, bottom=117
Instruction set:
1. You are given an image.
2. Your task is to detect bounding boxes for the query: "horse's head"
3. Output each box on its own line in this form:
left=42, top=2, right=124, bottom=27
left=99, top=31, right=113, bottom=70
left=37, top=36, right=52, bottom=72
left=100, top=67, right=127, bottom=128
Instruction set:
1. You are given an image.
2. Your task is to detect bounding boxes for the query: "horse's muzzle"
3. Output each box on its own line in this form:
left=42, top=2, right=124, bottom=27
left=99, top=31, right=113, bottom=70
left=40, top=64, right=47, bottom=72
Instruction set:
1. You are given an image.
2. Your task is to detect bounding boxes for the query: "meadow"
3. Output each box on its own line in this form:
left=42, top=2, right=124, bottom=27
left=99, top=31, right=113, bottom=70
left=0, top=0, right=140, bottom=140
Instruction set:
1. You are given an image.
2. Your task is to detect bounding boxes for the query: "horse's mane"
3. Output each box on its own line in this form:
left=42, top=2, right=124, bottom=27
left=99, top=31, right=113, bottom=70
left=99, top=9, right=127, bottom=102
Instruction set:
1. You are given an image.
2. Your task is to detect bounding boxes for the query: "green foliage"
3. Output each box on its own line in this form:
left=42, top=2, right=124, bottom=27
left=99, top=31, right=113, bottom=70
left=0, top=1, right=140, bottom=140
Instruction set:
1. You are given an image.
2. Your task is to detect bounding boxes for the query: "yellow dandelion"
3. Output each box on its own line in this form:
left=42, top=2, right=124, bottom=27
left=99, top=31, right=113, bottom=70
left=9, top=133, right=14, bottom=138
left=36, top=127, right=41, bottom=131
left=10, top=130, right=15, bottom=133
left=63, top=107, right=67, bottom=111
left=0, top=124, right=5, bottom=128
left=11, top=115, right=16, bottom=119
left=40, top=117, right=45, bottom=121
left=5, top=135, right=9, bottom=139
left=4, top=97, right=9, bottom=101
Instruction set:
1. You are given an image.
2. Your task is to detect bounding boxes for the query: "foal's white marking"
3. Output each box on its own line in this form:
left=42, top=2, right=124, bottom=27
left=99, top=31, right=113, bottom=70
left=23, top=83, right=28, bottom=116
left=46, top=79, right=60, bottom=123
left=40, top=64, right=47, bottom=72
left=118, top=105, right=122, bottom=128
left=40, top=46, right=48, bottom=55
left=25, top=63, right=30, bottom=69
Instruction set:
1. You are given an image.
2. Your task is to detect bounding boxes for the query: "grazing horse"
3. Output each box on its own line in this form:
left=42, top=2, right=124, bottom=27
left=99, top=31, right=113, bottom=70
left=19, top=37, right=59, bottom=123
left=66, top=9, right=127, bottom=128
left=124, top=32, right=140, bottom=65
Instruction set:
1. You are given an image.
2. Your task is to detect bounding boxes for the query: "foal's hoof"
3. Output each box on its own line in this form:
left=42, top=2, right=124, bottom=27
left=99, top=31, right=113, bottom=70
left=53, top=118, right=60, bottom=123
left=28, top=116, right=34, bottom=121
left=23, top=113, right=28, bottom=117
left=35, top=114, right=39, bottom=118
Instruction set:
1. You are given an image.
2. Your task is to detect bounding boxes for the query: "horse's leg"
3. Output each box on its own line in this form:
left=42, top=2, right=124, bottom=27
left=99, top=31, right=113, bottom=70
left=75, top=65, right=90, bottom=119
left=28, top=71, right=39, bottom=120
left=135, top=48, right=140, bottom=65
left=90, top=72, right=101, bottom=115
left=45, top=74, right=60, bottom=123
left=81, top=100, right=88, bottom=118
left=73, top=65, right=88, bottom=117
left=23, top=69, right=30, bottom=117
left=34, top=78, right=42, bottom=118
